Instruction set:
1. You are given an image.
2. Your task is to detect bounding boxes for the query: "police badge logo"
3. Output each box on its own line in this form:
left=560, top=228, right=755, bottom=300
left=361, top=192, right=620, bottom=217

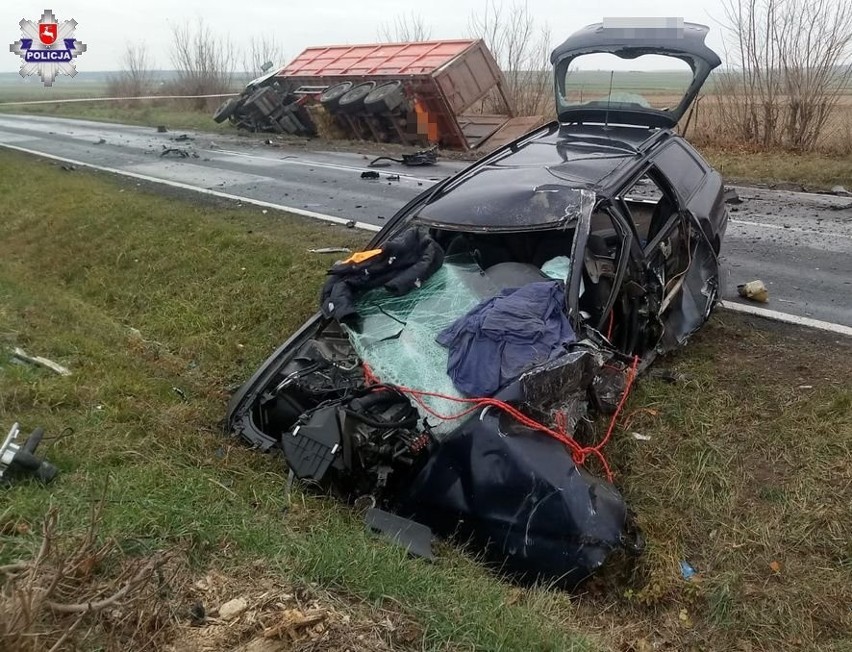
left=9, top=9, right=87, bottom=87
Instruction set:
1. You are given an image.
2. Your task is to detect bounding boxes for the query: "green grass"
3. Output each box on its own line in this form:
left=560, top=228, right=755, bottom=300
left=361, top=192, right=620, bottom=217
left=0, top=151, right=588, bottom=651
left=0, top=102, right=233, bottom=133
left=1, top=150, right=850, bottom=651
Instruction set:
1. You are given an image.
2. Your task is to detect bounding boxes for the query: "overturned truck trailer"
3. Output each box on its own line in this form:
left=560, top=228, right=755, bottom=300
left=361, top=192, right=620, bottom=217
left=276, top=39, right=541, bottom=151
left=215, top=40, right=545, bottom=149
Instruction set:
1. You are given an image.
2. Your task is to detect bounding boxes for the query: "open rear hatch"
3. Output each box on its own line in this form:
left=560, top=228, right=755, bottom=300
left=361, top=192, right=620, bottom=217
left=551, top=19, right=721, bottom=129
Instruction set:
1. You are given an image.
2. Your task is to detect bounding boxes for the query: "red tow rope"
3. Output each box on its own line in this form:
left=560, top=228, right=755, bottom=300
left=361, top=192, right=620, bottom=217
left=362, top=355, right=640, bottom=483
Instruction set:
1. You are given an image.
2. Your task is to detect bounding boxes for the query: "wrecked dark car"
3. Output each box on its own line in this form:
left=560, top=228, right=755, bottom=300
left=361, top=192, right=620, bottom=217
left=227, top=20, right=726, bottom=586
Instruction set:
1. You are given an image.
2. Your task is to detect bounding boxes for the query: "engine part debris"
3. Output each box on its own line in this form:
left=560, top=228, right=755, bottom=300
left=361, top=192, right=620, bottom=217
left=737, top=279, right=769, bottom=303
left=365, top=507, right=434, bottom=560
left=360, top=170, right=380, bottom=180
left=11, top=346, right=71, bottom=376
left=369, top=147, right=438, bottom=167
left=1, top=423, right=59, bottom=485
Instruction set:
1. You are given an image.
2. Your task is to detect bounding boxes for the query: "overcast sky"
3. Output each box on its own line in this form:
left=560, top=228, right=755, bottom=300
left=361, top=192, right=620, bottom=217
left=2, top=1, right=729, bottom=74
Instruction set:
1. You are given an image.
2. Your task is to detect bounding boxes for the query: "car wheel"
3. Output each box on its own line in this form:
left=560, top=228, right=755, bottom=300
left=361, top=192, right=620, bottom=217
left=319, top=81, right=354, bottom=113
left=364, top=80, right=406, bottom=114
left=213, top=97, right=239, bottom=123
left=337, top=82, right=377, bottom=114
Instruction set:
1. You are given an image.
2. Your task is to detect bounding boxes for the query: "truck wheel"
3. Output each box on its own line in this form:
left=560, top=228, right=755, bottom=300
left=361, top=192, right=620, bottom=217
left=319, top=81, right=354, bottom=113
left=213, top=97, right=239, bottom=123
left=337, top=82, right=376, bottom=114
left=364, top=81, right=405, bottom=114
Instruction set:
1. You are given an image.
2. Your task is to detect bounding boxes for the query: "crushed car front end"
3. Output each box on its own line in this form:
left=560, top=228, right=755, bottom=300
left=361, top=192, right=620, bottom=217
left=228, top=18, right=726, bottom=586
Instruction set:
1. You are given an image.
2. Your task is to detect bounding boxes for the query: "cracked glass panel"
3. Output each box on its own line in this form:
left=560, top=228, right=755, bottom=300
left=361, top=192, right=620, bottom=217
left=344, top=256, right=498, bottom=436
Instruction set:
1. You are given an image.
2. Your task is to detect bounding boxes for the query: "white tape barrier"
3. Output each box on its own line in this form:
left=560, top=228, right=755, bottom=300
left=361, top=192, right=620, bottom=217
left=0, top=93, right=239, bottom=107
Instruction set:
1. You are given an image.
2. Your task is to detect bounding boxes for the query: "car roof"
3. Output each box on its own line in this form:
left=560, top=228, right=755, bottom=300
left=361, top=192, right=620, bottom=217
left=415, top=123, right=666, bottom=231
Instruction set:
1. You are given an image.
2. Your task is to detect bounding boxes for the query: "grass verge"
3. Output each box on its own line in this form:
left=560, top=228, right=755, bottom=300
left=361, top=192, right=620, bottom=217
left=0, top=150, right=850, bottom=650
left=0, top=150, right=588, bottom=651
left=0, top=102, right=233, bottom=133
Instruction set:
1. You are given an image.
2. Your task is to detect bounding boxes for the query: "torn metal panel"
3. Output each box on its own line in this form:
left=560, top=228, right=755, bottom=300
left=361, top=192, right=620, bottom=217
left=397, top=409, right=628, bottom=586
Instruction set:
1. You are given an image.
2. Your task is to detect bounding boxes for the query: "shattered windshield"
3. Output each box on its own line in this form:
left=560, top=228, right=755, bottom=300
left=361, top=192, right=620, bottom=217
left=343, top=250, right=576, bottom=435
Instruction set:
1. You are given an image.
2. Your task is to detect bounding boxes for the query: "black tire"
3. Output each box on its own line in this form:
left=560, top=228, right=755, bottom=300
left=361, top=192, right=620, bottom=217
left=337, top=82, right=376, bottom=114
left=319, top=81, right=354, bottom=113
left=364, top=80, right=405, bottom=114
left=213, top=97, right=239, bottom=123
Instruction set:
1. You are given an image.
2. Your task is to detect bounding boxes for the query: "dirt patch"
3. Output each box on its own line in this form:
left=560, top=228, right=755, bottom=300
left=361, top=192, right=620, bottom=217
left=165, top=566, right=421, bottom=652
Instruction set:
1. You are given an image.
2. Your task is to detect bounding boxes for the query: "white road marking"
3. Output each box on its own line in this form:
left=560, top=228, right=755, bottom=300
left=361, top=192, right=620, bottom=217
left=728, top=217, right=852, bottom=239
left=0, top=142, right=381, bottom=232
left=720, top=301, right=852, bottom=337
left=2, top=140, right=850, bottom=336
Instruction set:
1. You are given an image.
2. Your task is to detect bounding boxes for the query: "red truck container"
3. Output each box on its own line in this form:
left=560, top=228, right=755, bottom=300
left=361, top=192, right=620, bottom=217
left=276, top=39, right=530, bottom=150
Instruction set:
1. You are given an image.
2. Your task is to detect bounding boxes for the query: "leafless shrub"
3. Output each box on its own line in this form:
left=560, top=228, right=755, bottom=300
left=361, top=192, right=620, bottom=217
left=241, top=34, right=286, bottom=75
left=1, top=502, right=182, bottom=652
left=378, top=13, right=432, bottom=42
left=715, top=0, right=852, bottom=151
left=106, top=43, right=154, bottom=102
left=169, top=20, right=236, bottom=109
left=468, top=0, right=552, bottom=116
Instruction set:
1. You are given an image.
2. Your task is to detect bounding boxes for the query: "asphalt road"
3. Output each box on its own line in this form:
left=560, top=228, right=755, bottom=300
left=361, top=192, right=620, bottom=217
left=1, top=113, right=850, bottom=328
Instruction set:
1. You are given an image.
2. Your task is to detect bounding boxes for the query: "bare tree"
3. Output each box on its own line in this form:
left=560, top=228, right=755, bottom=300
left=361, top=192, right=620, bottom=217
left=169, top=20, right=236, bottom=109
left=468, top=0, right=552, bottom=116
left=241, top=34, right=286, bottom=75
left=716, top=0, right=852, bottom=151
left=106, top=42, right=154, bottom=100
left=378, top=13, right=432, bottom=42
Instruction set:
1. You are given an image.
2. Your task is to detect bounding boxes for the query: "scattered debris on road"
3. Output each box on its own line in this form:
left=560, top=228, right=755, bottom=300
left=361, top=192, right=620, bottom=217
left=738, top=279, right=770, bottom=303
left=11, top=346, right=71, bottom=375
left=360, top=170, right=380, bottom=180
left=369, top=147, right=438, bottom=167
left=171, top=134, right=193, bottom=142
left=723, top=187, right=742, bottom=204
left=160, top=146, right=199, bottom=159
left=156, top=125, right=168, bottom=133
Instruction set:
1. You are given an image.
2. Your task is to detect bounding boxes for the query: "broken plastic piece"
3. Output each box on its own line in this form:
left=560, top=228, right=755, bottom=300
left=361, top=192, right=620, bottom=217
left=11, top=347, right=71, bottom=376
left=365, top=507, right=434, bottom=559
left=737, top=279, right=769, bottom=303
left=680, top=560, right=696, bottom=579
left=341, top=249, right=382, bottom=264
left=280, top=407, right=341, bottom=481
left=308, top=247, right=351, bottom=254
